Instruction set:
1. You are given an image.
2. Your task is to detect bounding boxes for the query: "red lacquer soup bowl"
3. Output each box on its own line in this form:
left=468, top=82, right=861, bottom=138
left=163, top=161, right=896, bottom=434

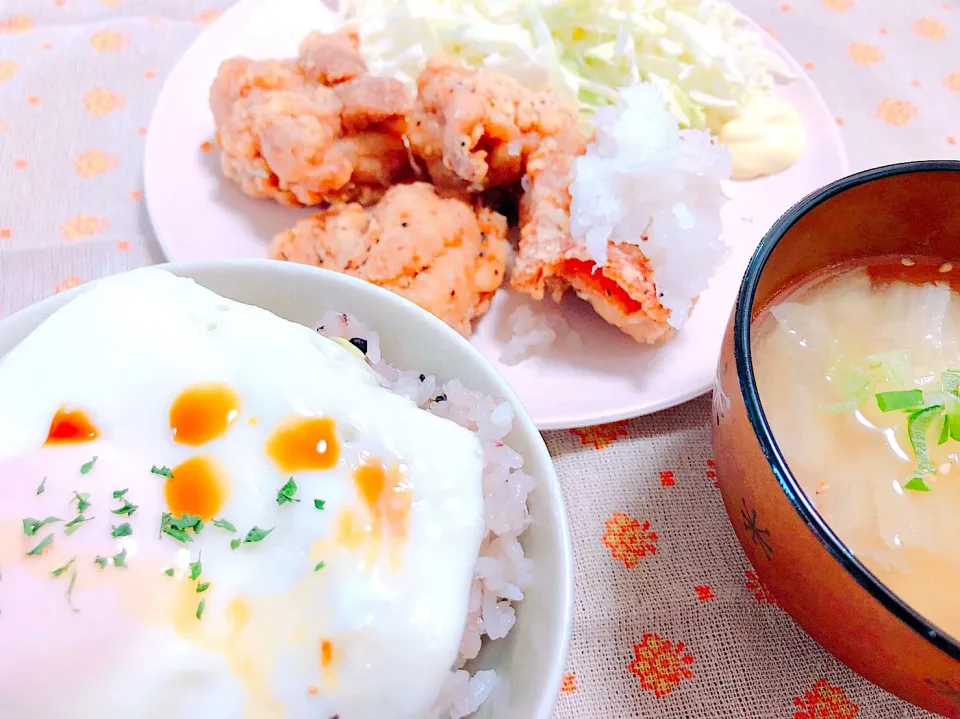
left=713, top=160, right=960, bottom=717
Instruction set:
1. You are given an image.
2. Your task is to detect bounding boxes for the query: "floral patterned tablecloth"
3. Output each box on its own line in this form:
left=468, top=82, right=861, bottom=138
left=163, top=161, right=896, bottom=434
left=1, top=0, right=958, bottom=717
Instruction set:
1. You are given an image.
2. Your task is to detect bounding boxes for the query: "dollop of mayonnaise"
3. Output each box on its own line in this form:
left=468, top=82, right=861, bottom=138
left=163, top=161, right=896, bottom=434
left=720, top=96, right=806, bottom=180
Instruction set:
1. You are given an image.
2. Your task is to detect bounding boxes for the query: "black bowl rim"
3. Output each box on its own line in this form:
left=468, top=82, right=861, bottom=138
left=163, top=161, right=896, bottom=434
left=734, top=159, right=960, bottom=661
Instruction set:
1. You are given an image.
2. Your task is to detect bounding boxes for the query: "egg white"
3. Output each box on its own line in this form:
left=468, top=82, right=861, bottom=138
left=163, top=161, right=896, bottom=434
left=0, top=268, right=486, bottom=719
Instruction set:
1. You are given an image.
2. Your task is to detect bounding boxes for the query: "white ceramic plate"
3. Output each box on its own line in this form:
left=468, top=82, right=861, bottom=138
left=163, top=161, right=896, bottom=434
left=144, top=0, right=848, bottom=430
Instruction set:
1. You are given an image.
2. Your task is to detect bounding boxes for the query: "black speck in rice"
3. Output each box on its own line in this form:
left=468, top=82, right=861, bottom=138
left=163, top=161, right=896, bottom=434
left=418, top=374, right=425, bottom=382
left=435, top=393, right=447, bottom=403
left=348, top=337, right=368, bottom=354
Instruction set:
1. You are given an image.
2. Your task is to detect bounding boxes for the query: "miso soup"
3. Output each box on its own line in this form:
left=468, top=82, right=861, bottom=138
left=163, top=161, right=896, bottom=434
left=752, top=258, right=960, bottom=640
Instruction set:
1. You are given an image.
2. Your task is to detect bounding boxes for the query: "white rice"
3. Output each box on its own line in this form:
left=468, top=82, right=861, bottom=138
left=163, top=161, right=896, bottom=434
left=568, top=82, right=732, bottom=329
left=500, top=305, right=582, bottom=365
left=315, top=310, right=535, bottom=719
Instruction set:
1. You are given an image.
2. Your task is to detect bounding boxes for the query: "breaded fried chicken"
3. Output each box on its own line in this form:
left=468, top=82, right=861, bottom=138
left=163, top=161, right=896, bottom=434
left=407, top=56, right=579, bottom=192
left=270, top=182, right=510, bottom=336
left=211, top=30, right=415, bottom=207
left=297, top=28, right=367, bottom=85
left=511, top=137, right=674, bottom=344
left=209, top=57, right=306, bottom=128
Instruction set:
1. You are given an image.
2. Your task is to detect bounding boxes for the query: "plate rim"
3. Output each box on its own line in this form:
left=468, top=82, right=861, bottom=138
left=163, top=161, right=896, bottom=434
left=143, top=0, right=849, bottom=431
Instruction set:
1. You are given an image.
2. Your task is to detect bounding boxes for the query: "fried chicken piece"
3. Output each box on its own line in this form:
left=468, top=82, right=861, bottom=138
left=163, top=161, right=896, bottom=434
left=209, top=57, right=306, bottom=128
left=408, top=56, right=579, bottom=192
left=511, top=138, right=674, bottom=344
left=211, top=29, right=414, bottom=206
left=215, top=75, right=414, bottom=207
left=335, top=74, right=411, bottom=133
left=271, top=182, right=509, bottom=336
left=297, top=28, right=366, bottom=85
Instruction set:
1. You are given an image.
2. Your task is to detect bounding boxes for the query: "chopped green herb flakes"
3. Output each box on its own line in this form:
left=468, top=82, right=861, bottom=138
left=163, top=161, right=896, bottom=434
left=64, top=515, right=93, bottom=536
left=244, top=526, right=273, bottom=544
left=161, top=512, right=204, bottom=543
left=277, top=478, right=299, bottom=505
left=22, top=516, right=62, bottom=537
left=51, top=557, right=77, bottom=577
left=212, top=518, right=236, bottom=533
left=26, top=534, right=54, bottom=556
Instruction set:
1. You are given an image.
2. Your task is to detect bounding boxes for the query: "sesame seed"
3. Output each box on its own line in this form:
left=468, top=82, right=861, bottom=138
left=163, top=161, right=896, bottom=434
left=901, top=257, right=915, bottom=267
left=940, top=263, right=953, bottom=273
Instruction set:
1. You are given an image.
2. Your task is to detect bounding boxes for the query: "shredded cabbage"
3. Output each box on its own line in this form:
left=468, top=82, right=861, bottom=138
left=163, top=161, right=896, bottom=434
left=341, top=0, right=795, bottom=131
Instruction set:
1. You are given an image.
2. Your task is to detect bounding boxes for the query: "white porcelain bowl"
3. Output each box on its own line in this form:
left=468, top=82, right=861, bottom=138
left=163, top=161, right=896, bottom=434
left=0, top=258, right=574, bottom=719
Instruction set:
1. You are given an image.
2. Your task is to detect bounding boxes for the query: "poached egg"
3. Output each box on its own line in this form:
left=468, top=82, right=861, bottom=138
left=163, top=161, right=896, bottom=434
left=0, top=268, right=486, bottom=718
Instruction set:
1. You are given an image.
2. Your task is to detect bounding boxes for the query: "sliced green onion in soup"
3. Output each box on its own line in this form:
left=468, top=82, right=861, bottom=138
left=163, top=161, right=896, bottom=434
left=904, top=476, right=932, bottom=492
left=820, top=399, right=865, bottom=414
left=939, top=414, right=950, bottom=445
left=942, top=369, right=960, bottom=395
left=820, top=363, right=873, bottom=412
left=867, top=350, right=910, bottom=386
left=948, top=412, right=960, bottom=442
left=876, top=389, right=924, bottom=412
left=907, top=405, right=943, bottom=475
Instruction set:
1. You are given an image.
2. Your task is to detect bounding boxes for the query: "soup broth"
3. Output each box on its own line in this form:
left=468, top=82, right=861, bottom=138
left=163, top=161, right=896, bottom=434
left=752, top=258, right=960, bottom=641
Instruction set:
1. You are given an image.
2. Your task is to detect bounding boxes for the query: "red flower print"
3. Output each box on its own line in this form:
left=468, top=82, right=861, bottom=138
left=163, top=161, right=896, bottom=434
left=694, top=585, right=716, bottom=601
left=793, top=679, right=860, bottom=718
left=659, top=471, right=675, bottom=487
left=706, top=459, right=719, bottom=488
left=570, top=420, right=629, bottom=449
left=560, top=673, right=577, bottom=694
left=628, top=633, right=695, bottom=698
left=602, top=512, right=658, bottom=568
left=745, top=569, right=778, bottom=606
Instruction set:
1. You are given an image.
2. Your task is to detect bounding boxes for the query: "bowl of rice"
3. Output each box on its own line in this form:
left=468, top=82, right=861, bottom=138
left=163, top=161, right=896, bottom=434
left=0, top=258, right=574, bottom=719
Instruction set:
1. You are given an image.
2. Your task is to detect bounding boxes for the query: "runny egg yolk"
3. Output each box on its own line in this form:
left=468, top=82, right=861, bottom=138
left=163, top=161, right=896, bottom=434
left=353, top=461, right=386, bottom=509
left=265, top=416, right=339, bottom=473
left=170, top=383, right=241, bottom=446
left=353, top=459, right=412, bottom=542
left=45, top=407, right=99, bottom=444
left=165, top=455, right=227, bottom=520
left=320, top=639, right=334, bottom=669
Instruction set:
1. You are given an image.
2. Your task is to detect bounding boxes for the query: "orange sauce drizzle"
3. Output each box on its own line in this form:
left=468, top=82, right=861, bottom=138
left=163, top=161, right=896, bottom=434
left=320, top=639, right=334, bottom=669
left=353, top=459, right=413, bottom=543
left=265, top=416, right=340, bottom=473
left=170, top=383, right=241, bottom=446
left=165, top=455, right=227, bottom=520
left=45, top=407, right=99, bottom=444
